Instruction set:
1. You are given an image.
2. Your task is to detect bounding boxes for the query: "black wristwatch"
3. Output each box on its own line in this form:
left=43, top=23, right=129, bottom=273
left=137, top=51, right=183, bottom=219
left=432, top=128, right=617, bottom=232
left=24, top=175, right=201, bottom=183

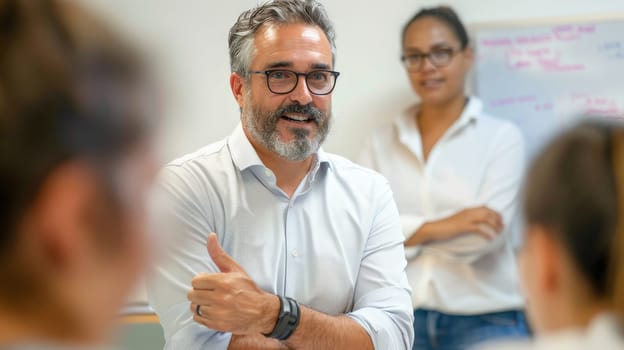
left=263, top=295, right=300, bottom=340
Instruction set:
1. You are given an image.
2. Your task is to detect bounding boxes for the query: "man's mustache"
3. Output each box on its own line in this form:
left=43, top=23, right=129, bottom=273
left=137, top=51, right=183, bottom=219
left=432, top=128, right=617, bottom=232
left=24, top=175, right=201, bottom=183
left=276, top=103, right=323, bottom=123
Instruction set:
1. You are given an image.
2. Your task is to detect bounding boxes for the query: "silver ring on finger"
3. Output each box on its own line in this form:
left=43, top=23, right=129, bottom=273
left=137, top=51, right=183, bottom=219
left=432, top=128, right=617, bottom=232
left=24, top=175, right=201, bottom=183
left=196, top=304, right=202, bottom=317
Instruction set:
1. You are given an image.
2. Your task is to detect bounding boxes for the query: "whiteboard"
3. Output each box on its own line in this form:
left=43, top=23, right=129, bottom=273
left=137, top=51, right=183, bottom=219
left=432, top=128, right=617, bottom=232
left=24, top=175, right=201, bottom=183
left=474, top=19, right=624, bottom=157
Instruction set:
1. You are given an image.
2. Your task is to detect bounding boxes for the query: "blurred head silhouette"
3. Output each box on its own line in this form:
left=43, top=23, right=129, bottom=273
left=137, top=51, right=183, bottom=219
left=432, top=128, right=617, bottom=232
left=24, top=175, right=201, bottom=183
left=520, top=119, right=624, bottom=333
left=0, top=0, right=156, bottom=346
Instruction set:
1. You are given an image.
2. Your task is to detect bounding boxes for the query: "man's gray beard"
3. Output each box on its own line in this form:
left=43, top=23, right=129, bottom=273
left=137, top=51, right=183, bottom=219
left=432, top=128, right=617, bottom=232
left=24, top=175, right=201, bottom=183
left=242, top=103, right=330, bottom=162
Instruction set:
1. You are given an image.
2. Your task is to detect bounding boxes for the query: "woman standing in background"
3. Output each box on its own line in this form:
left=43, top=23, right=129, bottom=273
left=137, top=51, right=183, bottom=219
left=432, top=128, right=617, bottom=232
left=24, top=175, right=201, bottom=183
left=359, top=6, right=530, bottom=350
left=481, top=121, right=624, bottom=349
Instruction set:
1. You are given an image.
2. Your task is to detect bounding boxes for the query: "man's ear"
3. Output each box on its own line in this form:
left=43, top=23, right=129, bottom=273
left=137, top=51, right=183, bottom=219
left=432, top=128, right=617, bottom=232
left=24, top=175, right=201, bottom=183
left=230, top=72, right=246, bottom=108
left=30, top=162, right=98, bottom=269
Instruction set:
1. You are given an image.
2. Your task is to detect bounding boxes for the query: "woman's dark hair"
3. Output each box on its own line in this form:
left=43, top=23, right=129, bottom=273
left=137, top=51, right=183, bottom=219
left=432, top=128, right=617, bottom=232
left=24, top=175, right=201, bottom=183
left=401, top=6, right=469, bottom=49
left=524, top=120, right=624, bottom=315
left=0, top=0, right=150, bottom=255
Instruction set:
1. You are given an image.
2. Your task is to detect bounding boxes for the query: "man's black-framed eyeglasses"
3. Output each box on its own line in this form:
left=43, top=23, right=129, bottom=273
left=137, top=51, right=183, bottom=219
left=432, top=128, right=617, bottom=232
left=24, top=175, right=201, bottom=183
left=401, top=47, right=460, bottom=72
left=248, top=69, right=340, bottom=95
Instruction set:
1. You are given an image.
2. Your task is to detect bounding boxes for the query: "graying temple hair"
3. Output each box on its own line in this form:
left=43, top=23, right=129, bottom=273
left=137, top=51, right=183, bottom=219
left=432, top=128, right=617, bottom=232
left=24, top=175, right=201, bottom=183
left=228, top=0, right=336, bottom=78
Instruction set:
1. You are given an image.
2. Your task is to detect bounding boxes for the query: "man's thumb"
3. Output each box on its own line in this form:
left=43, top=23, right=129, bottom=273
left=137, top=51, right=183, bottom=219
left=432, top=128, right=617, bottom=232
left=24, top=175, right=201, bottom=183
left=207, top=233, right=243, bottom=273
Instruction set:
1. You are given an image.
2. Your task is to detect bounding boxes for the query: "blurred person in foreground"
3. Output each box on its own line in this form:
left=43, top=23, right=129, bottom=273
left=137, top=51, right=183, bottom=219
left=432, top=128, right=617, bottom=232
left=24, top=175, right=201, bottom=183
left=479, top=119, right=624, bottom=349
left=0, top=0, right=156, bottom=348
left=146, top=0, right=413, bottom=349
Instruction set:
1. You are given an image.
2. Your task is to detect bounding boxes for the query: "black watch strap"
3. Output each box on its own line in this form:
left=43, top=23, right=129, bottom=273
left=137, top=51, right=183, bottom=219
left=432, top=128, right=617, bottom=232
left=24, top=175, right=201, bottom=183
left=263, top=295, right=300, bottom=340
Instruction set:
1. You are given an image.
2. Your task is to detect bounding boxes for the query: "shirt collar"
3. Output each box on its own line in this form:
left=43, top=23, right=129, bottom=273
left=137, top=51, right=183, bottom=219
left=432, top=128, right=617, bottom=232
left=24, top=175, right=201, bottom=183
left=395, top=96, right=483, bottom=143
left=227, top=123, right=331, bottom=174
left=310, top=147, right=331, bottom=182
left=228, top=123, right=264, bottom=171
left=454, top=96, right=482, bottom=130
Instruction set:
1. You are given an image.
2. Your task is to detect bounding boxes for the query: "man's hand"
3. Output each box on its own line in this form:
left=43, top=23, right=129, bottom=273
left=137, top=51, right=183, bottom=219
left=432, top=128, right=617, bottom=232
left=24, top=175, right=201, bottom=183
left=188, top=233, right=279, bottom=335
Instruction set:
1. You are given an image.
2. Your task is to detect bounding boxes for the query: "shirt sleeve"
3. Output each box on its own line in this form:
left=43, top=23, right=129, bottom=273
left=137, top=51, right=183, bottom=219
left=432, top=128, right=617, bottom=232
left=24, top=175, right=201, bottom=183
left=357, top=139, right=422, bottom=261
left=346, top=178, right=415, bottom=350
left=146, top=165, right=232, bottom=350
left=400, top=214, right=424, bottom=260
left=443, top=122, right=526, bottom=262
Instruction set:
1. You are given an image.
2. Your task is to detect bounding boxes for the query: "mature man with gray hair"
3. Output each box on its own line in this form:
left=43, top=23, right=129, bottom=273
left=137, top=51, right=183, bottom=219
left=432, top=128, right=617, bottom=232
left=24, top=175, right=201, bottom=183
left=147, top=0, right=414, bottom=349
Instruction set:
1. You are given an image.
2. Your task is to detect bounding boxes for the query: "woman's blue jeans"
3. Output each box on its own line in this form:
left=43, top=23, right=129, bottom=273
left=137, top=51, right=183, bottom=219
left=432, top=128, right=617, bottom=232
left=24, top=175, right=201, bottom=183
left=412, top=308, right=531, bottom=350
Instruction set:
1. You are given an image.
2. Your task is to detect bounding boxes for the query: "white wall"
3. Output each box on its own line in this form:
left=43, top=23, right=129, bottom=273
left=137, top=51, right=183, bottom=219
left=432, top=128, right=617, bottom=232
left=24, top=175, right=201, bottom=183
left=79, top=0, right=624, bottom=162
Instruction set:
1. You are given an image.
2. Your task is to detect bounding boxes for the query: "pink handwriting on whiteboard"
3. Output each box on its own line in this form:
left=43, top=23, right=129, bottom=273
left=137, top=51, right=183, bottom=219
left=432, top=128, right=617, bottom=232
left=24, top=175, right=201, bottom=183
left=552, top=24, right=596, bottom=41
left=534, top=103, right=553, bottom=111
left=481, top=38, right=513, bottom=47
left=505, top=47, right=585, bottom=72
left=570, top=94, right=623, bottom=117
left=506, top=48, right=532, bottom=70
left=490, top=97, right=516, bottom=106
left=480, top=24, right=597, bottom=53
left=516, top=34, right=552, bottom=45
left=553, top=25, right=579, bottom=40
left=489, top=95, right=540, bottom=108
left=578, top=24, right=596, bottom=33
left=480, top=35, right=552, bottom=49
